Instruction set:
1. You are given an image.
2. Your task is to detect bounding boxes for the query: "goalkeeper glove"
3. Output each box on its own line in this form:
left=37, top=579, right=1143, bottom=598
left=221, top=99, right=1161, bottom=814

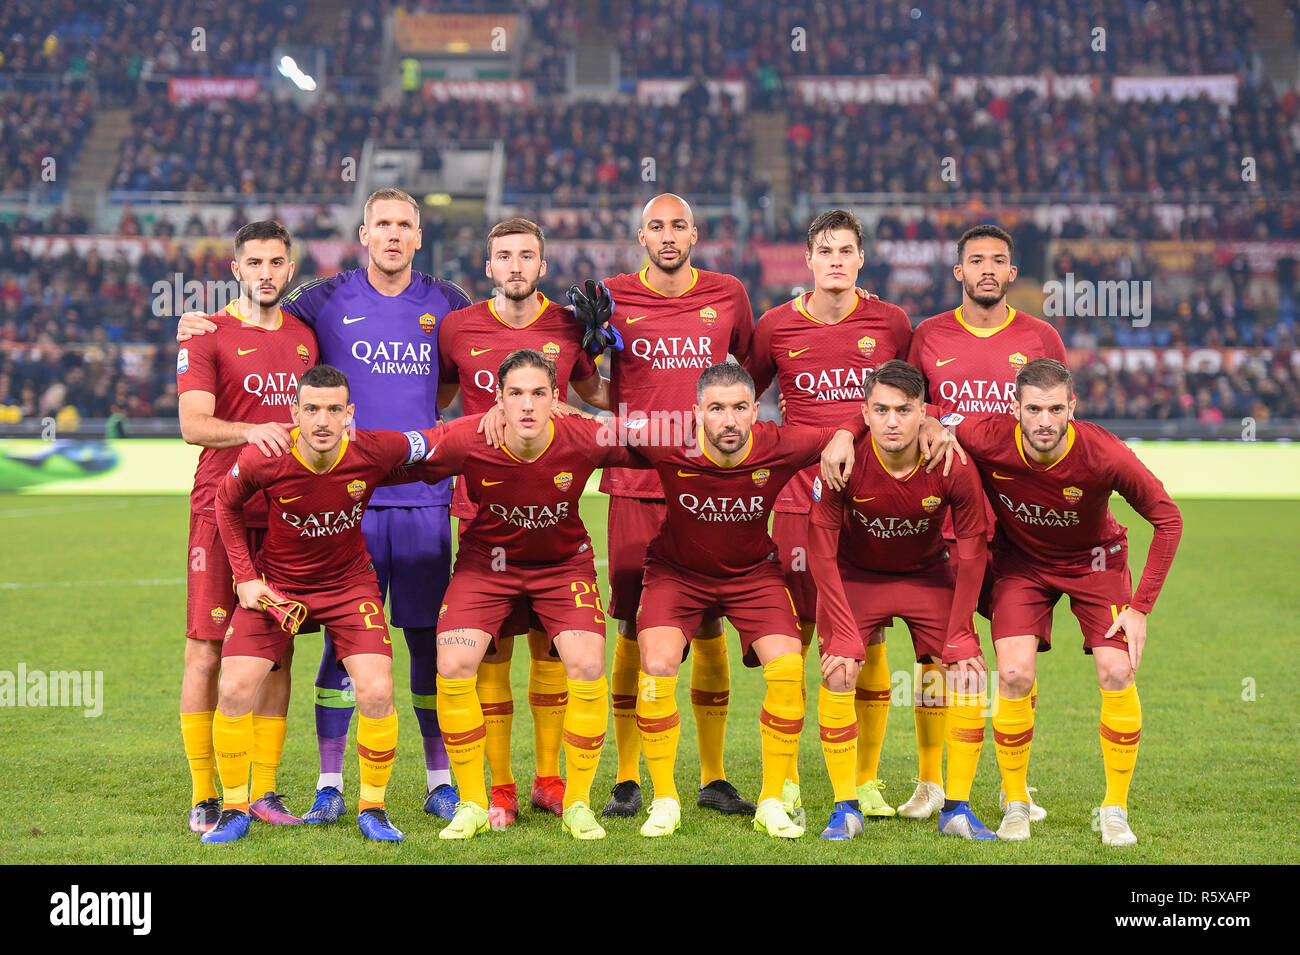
left=566, top=279, right=623, bottom=355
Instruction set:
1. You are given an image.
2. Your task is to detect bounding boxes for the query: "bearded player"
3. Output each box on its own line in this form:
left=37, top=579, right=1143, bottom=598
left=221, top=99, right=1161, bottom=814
left=942, top=359, right=1182, bottom=845
left=745, top=209, right=917, bottom=821
left=436, top=218, right=611, bottom=828
left=808, top=360, right=993, bottom=841
left=595, top=194, right=756, bottom=819
left=177, top=220, right=319, bottom=832
left=905, top=224, right=1067, bottom=823
left=623, top=362, right=863, bottom=838
left=206, top=364, right=445, bottom=843
left=411, top=350, right=642, bottom=841
left=179, top=189, right=470, bottom=822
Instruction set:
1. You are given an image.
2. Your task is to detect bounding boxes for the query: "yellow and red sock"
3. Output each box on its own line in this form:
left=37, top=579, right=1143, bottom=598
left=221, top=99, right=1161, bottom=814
left=993, top=689, right=1034, bottom=804
left=211, top=710, right=253, bottom=811
left=914, top=662, right=946, bottom=786
left=437, top=674, right=488, bottom=809
left=562, top=676, right=608, bottom=808
left=690, top=634, right=729, bottom=786
left=610, top=636, right=641, bottom=784
left=758, top=654, right=804, bottom=804
left=636, top=672, right=680, bottom=804
left=944, top=690, right=986, bottom=802
left=478, top=661, right=515, bottom=787
left=529, top=656, right=568, bottom=779
left=817, top=686, right=857, bottom=803
left=181, top=710, right=217, bottom=806
left=357, top=711, right=398, bottom=811
left=1100, top=684, right=1142, bottom=809
left=855, top=642, right=891, bottom=785
left=250, top=714, right=287, bottom=799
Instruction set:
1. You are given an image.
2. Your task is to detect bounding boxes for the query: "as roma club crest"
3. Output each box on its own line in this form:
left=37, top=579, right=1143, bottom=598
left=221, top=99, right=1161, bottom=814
left=1008, top=351, right=1027, bottom=372
left=418, top=312, right=436, bottom=335
left=210, top=607, right=227, bottom=625
left=296, top=343, right=310, bottom=364
left=542, top=341, right=561, bottom=360
left=857, top=336, right=876, bottom=357
left=1062, top=485, right=1083, bottom=504
left=700, top=306, right=717, bottom=326
left=553, top=471, right=573, bottom=491
left=751, top=468, right=770, bottom=488
left=347, top=479, right=367, bottom=501
left=921, top=495, right=942, bottom=513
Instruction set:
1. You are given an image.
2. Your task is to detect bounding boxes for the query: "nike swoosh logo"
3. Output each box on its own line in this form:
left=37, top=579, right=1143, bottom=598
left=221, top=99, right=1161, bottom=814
left=481, top=479, right=503, bottom=486
left=992, top=472, right=1014, bottom=480
left=676, top=470, right=701, bottom=478
left=625, top=315, right=649, bottom=324
left=342, top=315, right=366, bottom=325
left=852, top=496, right=875, bottom=503
left=788, top=348, right=810, bottom=358
left=1117, top=734, right=1139, bottom=743
left=237, top=348, right=257, bottom=356
left=470, top=347, right=493, bottom=357
left=823, top=727, right=854, bottom=742
left=936, top=357, right=958, bottom=366
left=278, top=495, right=302, bottom=503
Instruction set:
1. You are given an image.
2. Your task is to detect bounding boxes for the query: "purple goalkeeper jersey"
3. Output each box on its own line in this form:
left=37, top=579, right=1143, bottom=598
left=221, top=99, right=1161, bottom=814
left=280, top=268, right=470, bottom=506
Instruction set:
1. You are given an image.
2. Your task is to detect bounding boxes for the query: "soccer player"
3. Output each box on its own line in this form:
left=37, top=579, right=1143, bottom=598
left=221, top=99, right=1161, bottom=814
left=205, top=364, right=443, bottom=843
left=745, top=209, right=916, bottom=820
left=179, top=188, right=471, bottom=822
left=905, top=223, right=1067, bottom=822
left=436, top=217, right=611, bottom=828
left=411, top=349, right=641, bottom=841
left=808, top=360, right=993, bottom=840
left=177, top=220, right=318, bottom=832
left=942, top=359, right=1183, bottom=845
left=596, top=193, right=757, bottom=819
left=624, top=362, right=861, bottom=839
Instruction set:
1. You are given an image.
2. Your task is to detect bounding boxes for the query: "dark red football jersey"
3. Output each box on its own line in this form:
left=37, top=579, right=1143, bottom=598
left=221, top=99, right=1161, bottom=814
left=415, top=413, right=644, bottom=563
left=746, top=290, right=912, bottom=513
left=907, top=306, right=1066, bottom=419
left=437, top=293, right=597, bottom=516
left=629, top=417, right=862, bottom=578
left=177, top=304, right=318, bottom=525
left=957, top=417, right=1182, bottom=613
left=809, top=434, right=986, bottom=574
left=600, top=267, right=754, bottom=499
left=216, top=426, right=438, bottom=592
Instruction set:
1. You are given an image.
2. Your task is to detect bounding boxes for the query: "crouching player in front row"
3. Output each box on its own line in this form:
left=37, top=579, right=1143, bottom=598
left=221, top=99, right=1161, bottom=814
left=407, top=349, right=645, bottom=841
left=808, top=360, right=993, bottom=840
left=944, top=358, right=1183, bottom=845
left=207, top=364, right=443, bottom=844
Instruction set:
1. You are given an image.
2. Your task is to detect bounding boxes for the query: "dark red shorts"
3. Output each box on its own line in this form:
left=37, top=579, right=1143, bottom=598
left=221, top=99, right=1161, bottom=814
left=455, top=516, right=540, bottom=638
left=187, top=514, right=264, bottom=641
left=772, top=510, right=818, bottom=624
left=222, top=572, right=391, bottom=665
left=990, top=544, right=1134, bottom=653
left=438, top=547, right=606, bottom=654
left=636, top=557, right=799, bottom=667
left=817, top=560, right=961, bottom=663
left=606, top=495, right=665, bottom=622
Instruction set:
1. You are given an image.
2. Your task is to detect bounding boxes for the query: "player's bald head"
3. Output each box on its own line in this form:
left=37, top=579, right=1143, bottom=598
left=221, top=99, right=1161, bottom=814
left=641, top=194, right=694, bottom=229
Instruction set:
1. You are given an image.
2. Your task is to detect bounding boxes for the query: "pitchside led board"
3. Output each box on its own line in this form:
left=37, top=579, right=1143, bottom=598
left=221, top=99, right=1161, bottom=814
left=0, top=439, right=1295, bottom=500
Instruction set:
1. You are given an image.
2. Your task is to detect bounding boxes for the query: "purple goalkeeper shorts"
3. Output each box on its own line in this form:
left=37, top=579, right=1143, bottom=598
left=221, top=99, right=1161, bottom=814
left=361, top=505, right=453, bottom=630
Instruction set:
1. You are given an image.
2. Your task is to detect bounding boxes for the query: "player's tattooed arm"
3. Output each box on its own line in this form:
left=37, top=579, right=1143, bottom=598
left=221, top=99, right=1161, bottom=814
left=176, top=310, right=218, bottom=342
left=570, top=370, right=611, bottom=411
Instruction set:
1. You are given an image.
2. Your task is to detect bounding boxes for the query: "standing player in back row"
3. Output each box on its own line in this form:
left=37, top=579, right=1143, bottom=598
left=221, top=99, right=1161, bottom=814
left=176, top=220, right=319, bottom=832
left=436, top=218, right=611, bottom=828
left=906, top=224, right=1067, bottom=823
left=745, top=209, right=915, bottom=820
left=943, top=359, right=1182, bottom=845
left=178, top=188, right=471, bottom=822
left=596, top=193, right=756, bottom=819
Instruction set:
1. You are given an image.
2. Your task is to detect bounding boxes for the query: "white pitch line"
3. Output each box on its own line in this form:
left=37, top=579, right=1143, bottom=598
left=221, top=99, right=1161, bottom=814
left=0, top=501, right=131, bottom=519
left=0, top=577, right=185, bottom=590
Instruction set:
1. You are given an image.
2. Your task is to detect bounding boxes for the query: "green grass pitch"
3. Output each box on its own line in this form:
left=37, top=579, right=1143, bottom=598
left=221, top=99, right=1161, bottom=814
left=1, top=494, right=1296, bottom=864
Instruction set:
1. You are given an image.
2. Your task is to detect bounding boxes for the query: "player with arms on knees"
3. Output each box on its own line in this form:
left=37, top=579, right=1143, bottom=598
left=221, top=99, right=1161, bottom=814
left=436, top=218, right=610, bottom=828
left=207, top=364, right=445, bottom=843
left=621, top=362, right=864, bottom=839
left=745, top=209, right=918, bottom=820
left=906, top=223, right=1066, bottom=822
left=179, top=188, right=470, bottom=823
left=176, top=220, right=318, bottom=832
left=408, top=349, right=640, bottom=841
left=808, top=360, right=993, bottom=841
left=943, top=358, right=1182, bottom=845
left=582, top=193, right=758, bottom=820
